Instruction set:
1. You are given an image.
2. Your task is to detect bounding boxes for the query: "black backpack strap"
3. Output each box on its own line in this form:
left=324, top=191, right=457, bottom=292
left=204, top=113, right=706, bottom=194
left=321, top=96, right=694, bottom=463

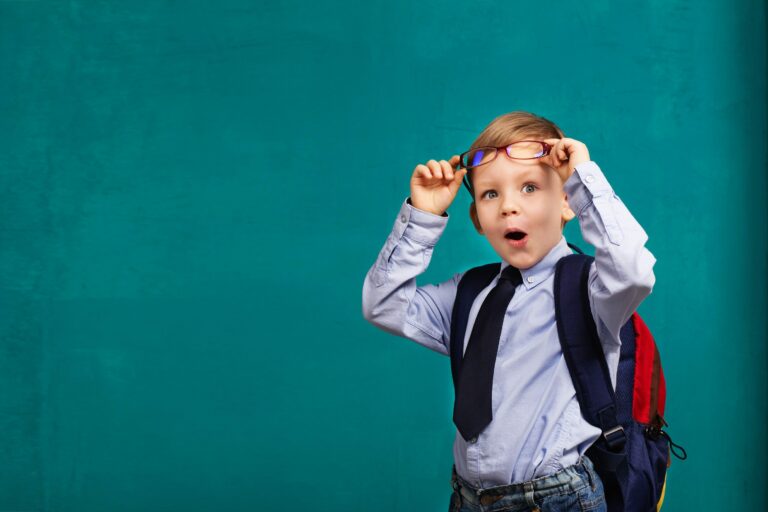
left=567, top=242, right=585, bottom=255
left=449, top=263, right=500, bottom=393
left=553, top=254, right=627, bottom=453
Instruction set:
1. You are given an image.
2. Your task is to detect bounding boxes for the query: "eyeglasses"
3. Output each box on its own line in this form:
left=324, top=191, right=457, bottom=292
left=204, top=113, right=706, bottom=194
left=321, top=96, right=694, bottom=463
left=458, top=140, right=552, bottom=195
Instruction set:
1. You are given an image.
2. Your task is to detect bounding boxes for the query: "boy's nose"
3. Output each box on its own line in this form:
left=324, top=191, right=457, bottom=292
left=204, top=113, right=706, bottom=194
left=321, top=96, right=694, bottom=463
left=501, top=201, right=520, bottom=216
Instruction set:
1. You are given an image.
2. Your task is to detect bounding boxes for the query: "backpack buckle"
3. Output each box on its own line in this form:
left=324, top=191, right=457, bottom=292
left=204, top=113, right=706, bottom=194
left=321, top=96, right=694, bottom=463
left=602, top=425, right=626, bottom=450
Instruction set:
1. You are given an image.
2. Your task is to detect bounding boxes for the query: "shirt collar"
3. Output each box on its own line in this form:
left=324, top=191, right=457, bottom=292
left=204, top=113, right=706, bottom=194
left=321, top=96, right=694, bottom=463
left=499, top=236, right=573, bottom=290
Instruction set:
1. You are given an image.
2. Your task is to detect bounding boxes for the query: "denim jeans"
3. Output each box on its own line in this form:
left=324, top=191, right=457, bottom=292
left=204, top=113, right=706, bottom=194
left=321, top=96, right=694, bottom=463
left=448, top=455, right=607, bottom=512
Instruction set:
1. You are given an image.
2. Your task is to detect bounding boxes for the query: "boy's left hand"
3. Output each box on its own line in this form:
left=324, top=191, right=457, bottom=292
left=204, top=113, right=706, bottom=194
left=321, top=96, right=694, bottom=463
left=540, top=138, right=590, bottom=183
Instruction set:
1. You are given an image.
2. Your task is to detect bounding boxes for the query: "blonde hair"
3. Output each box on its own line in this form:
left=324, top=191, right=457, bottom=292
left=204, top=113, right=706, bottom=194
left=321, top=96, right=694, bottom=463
left=467, top=111, right=565, bottom=197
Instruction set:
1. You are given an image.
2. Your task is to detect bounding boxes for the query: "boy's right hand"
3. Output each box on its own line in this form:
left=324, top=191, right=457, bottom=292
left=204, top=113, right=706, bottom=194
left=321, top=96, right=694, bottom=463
left=410, top=155, right=467, bottom=216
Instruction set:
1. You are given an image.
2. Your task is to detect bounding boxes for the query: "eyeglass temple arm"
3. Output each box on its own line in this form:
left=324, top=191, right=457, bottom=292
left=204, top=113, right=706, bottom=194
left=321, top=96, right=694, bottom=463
left=462, top=174, right=474, bottom=196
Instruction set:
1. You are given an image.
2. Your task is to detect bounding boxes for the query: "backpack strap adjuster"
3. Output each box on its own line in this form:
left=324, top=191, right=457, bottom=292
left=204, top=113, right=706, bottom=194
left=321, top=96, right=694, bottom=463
left=602, top=425, right=626, bottom=450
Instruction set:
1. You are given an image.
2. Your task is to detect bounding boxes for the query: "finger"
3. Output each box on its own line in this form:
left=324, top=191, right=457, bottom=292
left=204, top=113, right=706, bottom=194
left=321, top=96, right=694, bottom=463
left=556, top=140, right=567, bottom=163
left=448, top=168, right=467, bottom=191
left=549, top=144, right=560, bottom=168
left=449, top=154, right=461, bottom=168
left=415, top=164, right=431, bottom=179
left=543, top=141, right=558, bottom=166
left=427, top=159, right=443, bottom=179
left=439, top=160, right=454, bottom=180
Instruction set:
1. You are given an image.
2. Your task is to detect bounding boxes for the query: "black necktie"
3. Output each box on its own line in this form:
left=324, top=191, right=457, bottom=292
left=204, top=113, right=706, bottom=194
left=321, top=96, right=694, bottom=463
left=453, top=265, right=523, bottom=442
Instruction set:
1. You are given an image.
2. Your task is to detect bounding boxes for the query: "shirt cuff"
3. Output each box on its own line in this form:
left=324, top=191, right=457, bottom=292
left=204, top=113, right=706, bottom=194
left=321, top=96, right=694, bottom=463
left=390, top=197, right=449, bottom=246
left=563, top=161, right=614, bottom=217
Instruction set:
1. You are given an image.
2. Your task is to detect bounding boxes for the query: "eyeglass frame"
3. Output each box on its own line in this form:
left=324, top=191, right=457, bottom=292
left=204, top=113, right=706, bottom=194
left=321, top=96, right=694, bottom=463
left=457, top=140, right=553, bottom=196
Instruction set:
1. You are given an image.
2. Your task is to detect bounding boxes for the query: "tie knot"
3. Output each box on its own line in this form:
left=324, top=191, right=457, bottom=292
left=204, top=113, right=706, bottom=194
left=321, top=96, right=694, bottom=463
left=499, top=265, right=522, bottom=286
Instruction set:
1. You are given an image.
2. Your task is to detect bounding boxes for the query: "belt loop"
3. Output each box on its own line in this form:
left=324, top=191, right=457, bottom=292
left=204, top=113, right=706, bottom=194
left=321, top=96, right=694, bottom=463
left=582, top=458, right=596, bottom=491
left=523, top=481, right=536, bottom=506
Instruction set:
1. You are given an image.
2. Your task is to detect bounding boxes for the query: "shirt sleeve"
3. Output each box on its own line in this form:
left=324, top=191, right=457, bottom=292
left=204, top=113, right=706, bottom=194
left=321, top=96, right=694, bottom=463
left=361, top=197, right=464, bottom=357
left=563, top=161, right=657, bottom=354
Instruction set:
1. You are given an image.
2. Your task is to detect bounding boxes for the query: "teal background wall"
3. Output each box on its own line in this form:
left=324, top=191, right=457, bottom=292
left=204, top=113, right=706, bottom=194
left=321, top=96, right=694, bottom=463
left=1, top=1, right=765, bottom=510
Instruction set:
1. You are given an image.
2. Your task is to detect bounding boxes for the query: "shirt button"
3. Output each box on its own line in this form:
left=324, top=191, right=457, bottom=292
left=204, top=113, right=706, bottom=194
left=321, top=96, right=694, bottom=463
left=468, top=437, right=477, bottom=444
left=526, top=276, right=535, bottom=283
left=585, top=175, right=595, bottom=183
left=400, top=214, right=407, bottom=223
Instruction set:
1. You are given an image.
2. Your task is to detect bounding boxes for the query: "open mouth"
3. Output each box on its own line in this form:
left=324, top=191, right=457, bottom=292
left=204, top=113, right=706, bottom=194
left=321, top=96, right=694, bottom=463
left=504, top=229, right=528, bottom=247
left=505, top=231, right=527, bottom=241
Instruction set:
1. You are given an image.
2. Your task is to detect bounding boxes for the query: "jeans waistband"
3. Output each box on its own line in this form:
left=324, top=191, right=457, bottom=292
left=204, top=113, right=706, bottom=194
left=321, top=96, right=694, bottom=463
left=450, top=456, right=596, bottom=507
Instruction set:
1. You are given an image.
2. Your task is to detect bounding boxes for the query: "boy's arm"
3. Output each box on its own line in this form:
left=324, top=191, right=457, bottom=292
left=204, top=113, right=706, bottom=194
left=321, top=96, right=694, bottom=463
left=563, top=161, right=657, bottom=346
left=361, top=197, right=463, bottom=357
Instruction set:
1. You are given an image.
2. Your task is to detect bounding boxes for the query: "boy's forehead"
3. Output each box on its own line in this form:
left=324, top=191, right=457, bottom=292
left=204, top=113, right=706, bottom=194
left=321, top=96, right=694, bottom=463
left=473, top=161, right=549, bottom=186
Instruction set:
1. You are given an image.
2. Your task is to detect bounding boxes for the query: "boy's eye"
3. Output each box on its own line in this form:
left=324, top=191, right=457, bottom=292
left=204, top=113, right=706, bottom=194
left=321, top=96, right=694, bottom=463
left=480, top=184, right=539, bottom=199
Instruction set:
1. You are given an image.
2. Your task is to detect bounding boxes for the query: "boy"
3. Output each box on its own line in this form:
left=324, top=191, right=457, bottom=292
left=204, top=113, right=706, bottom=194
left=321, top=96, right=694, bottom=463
left=361, top=111, right=656, bottom=512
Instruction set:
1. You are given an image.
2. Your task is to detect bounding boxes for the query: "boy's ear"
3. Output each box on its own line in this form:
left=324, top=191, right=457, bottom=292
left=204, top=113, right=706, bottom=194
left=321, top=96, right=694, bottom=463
left=561, top=193, right=576, bottom=225
left=469, top=202, right=484, bottom=234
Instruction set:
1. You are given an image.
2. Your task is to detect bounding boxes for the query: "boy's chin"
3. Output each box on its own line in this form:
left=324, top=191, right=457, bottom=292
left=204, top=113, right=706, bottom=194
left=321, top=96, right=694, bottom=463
left=506, top=254, right=540, bottom=270
left=499, top=247, right=538, bottom=270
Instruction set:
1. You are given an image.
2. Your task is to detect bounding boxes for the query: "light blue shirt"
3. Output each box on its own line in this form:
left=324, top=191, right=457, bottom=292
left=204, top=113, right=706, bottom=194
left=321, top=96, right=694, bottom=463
left=362, top=161, right=656, bottom=487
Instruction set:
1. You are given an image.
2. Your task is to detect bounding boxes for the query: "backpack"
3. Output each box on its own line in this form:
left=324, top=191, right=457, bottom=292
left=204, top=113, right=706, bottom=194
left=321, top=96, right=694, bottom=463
left=448, top=243, right=687, bottom=512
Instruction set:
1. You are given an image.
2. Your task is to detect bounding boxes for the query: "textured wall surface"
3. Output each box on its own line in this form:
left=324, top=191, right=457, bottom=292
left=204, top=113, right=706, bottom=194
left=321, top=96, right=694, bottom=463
left=0, top=1, right=765, bottom=510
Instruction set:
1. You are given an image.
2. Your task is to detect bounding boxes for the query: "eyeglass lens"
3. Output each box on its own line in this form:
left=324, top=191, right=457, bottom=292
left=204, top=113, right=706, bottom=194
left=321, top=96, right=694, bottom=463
left=462, top=141, right=545, bottom=168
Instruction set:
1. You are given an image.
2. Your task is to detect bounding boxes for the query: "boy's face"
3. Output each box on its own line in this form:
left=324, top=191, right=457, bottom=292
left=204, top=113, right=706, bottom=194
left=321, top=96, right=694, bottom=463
left=468, top=156, right=574, bottom=270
